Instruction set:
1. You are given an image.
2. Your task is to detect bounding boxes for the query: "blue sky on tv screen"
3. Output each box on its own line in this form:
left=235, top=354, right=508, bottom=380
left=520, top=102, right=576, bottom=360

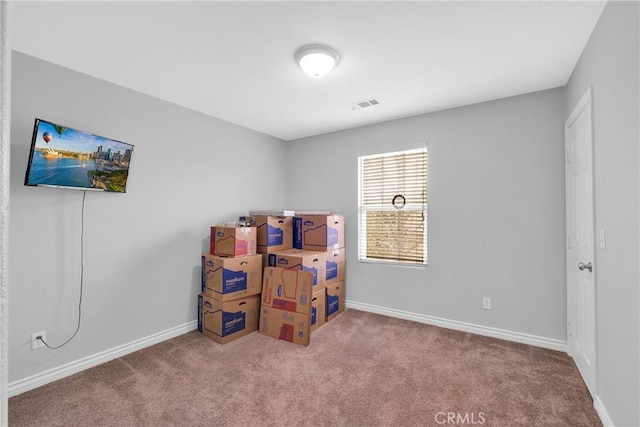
left=35, top=120, right=132, bottom=154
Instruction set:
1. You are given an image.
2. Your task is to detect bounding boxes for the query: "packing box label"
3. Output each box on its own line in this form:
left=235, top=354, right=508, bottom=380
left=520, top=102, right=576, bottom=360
left=201, top=254, right=262, bottom=301
left=326, top=260, right=337, bottom=281
left=326, top=293, right=340, bottom=317
left=210, top=226, right=257, bottom=257
left=267, top=249, right=326, bottom=288
left=262, top=267, right=313, bottom=315
left=198, top=294, right=203, bottom=332
left=198, top=294, right=260, bottom=344
left=259, top=305, right=311, bottom=347
left=216, top=307, right=246, bottom=336
left=311, top=288, right=326, bottom=333
left=293, top=217, right=303, bottom=249
left=266, top=223, right=284, bottom=246
left=311, top=305, right=317, bottom=326
left=300, top=215, right=345, bottom=251
left=325, top=281, right=346, bottom=322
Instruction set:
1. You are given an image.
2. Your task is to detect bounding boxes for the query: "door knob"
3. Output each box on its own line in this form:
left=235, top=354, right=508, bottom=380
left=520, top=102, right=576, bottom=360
left=578, top=262, right=593, bottom=272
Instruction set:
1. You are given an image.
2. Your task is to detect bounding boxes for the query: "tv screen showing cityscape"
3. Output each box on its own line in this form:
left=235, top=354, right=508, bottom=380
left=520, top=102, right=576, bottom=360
left=24, top=118, right=134, bottom=193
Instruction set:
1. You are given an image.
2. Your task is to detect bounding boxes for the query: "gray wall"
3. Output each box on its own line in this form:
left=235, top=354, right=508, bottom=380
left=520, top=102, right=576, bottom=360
left=9, top=52, right=288, bottom=382
left=565, top=1, right=640, bottom=425
left=288, top=87, right=567, bottom=341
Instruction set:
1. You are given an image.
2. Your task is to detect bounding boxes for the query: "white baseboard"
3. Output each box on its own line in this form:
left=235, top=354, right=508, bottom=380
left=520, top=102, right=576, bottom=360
left=594, top=396, right=614, bottom=427
left=8, top=320, right=197, bottom=397
left=346, top=300, right=568, bottom=352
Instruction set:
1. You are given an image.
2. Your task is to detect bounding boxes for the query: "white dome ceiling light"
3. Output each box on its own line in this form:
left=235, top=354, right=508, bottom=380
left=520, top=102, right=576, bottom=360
left=295, top=44, right=339, bottom=78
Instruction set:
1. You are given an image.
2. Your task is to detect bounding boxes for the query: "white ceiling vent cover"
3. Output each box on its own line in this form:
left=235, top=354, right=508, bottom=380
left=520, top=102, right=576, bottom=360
left=349, top=98, right=382, bottom=111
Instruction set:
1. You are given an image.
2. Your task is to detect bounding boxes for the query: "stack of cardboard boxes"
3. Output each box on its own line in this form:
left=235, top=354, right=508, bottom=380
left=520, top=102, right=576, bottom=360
left=292, top=214, right=346, bottom=324
left=198, top=211, right=346, bottom=347
left=198, top=225, right=261, bottom=343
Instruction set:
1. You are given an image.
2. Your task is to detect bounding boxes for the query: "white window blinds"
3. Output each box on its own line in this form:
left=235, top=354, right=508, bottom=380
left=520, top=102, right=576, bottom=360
left=358, top=147, right=427, bottom=265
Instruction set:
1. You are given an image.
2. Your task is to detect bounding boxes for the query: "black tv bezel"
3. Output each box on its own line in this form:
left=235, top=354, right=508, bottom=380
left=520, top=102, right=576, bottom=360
left=24, top=118, right=134, bottom=193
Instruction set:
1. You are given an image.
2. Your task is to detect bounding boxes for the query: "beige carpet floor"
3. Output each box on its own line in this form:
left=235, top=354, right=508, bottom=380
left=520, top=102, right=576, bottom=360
left=9, top=309, right=601, bottom=427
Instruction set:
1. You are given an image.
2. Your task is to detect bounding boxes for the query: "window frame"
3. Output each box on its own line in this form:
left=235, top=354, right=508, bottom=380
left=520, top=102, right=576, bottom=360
left=357, top=145, right=428, bottom=267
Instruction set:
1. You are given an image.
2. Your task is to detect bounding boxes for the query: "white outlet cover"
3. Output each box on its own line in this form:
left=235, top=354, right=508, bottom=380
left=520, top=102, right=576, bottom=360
left=31, top=331, right=46, bottom=350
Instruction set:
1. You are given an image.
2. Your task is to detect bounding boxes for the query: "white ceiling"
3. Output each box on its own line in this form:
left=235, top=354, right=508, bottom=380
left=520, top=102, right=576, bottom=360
left=9, top=1, right=606, bottom=141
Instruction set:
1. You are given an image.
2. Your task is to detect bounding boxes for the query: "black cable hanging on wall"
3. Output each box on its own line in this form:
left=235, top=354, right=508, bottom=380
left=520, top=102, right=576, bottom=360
left=39, top=190, right=86, bottom=349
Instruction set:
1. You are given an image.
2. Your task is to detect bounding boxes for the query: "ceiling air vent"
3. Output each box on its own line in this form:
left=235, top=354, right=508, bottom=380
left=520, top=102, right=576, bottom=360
left=349, top=98, right=382, bottom=111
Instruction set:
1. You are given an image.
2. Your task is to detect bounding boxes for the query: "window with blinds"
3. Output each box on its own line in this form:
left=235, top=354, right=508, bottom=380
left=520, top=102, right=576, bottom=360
left=358, top=147, right=427, bottom=265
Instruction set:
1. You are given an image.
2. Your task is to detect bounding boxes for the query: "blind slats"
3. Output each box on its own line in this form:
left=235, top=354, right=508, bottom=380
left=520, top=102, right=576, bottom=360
left=358, top=147, right=428, bottom=265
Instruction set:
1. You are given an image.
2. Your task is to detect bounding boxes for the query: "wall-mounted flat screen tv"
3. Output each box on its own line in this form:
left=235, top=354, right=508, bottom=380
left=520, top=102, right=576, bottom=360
left=24, top=118, right=134, bottom=193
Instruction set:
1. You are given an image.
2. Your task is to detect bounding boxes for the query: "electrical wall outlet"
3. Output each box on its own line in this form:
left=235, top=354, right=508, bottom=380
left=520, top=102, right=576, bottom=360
left=482, top=297, right=492, bottom=310
left=31, top=331, right=46, bottom=350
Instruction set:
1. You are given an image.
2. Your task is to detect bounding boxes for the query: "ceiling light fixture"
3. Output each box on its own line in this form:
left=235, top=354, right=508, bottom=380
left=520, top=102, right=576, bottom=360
left=295, top=44, right=339, bottom=78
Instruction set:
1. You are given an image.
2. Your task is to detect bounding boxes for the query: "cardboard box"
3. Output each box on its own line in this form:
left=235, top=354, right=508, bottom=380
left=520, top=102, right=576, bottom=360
left=210, top=226, right=257, bottom=257
left=198, top=294, right=260, bottom=344
left=310, top=288, right=326, bottom=333
left=261, top=267, right=314, bottom=314
left=325, top=247, right=345, bottom=286
left=201, top=254, right=262, bottom=301
left=240, top=215, right=293, bottom=253
left=326, top=281, right=346, bottom=322
left=258, top=306, right=311, bottom=347
left=267, top=249, right=326, bottom=289
left=299, top=215, right=345, bottom=251
left=248, top=210, right=295, bottom=217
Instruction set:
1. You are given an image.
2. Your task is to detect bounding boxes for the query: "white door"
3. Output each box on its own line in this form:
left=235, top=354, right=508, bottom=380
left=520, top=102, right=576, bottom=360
left=565, top=87, right=596, bottom=397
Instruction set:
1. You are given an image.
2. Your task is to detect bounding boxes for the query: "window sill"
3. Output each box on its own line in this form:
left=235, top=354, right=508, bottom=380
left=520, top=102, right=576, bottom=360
left=358, top=258, right=428, bottom=269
